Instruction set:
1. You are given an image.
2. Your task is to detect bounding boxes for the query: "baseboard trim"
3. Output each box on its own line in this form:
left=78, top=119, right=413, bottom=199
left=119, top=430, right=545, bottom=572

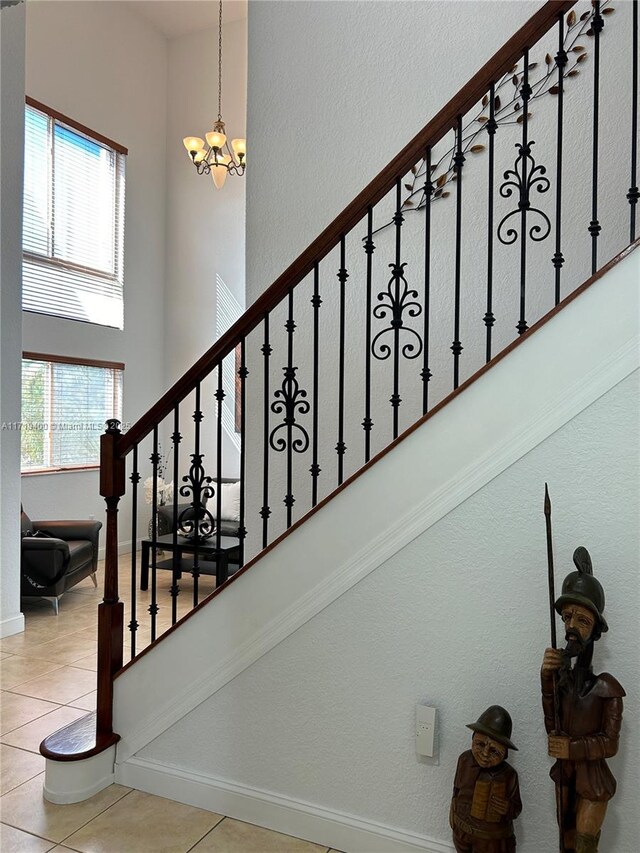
left=116, top=756, right=454, bottom=853
left=1, top=612, right=25, bottom=639
left=97, top=538, right=140, bottom=561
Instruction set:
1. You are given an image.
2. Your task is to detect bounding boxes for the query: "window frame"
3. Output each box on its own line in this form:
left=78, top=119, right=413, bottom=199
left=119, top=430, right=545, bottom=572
left=22, top=97, right=128, bottom=329
left=20, top=352, right=125, bottom=476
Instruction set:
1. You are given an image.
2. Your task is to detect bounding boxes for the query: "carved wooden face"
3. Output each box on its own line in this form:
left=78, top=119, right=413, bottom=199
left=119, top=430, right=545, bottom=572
left=561, top=603, right=596, bottom=644
left=471, top=732, right=507, bottom=768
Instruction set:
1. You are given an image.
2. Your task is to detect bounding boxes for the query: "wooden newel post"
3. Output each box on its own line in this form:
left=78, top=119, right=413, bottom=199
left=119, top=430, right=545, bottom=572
left=97, top=419, right=126, bottom=737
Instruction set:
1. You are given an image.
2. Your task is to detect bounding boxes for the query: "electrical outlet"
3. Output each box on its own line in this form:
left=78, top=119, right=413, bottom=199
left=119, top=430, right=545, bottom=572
left=416, top=704, right=436, bottom=757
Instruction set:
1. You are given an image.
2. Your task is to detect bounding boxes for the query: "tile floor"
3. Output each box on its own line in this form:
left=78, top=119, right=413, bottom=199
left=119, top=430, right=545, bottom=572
left=1, top=560, right=344, bottom=852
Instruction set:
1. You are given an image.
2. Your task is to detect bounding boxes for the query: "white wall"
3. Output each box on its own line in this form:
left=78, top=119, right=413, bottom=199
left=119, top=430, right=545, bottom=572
left=20, top=1, right=168, bottom=534
left=0, top=2, right=26, bottom=638
left=164, top=17, right=247, bottom=477
left=135, top=370, right=640, bottom=853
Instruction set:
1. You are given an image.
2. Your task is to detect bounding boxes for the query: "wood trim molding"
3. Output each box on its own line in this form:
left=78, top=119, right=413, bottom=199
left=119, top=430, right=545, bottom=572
left=22, top=352, right=125, bottom=371
left=26, top=96, right=128, bottom=155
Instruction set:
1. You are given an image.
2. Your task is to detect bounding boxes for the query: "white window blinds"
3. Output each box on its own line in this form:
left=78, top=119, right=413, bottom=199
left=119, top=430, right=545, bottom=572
left=22, top=101, right=126, bottom=329
left=21, top=355, right=124, bottom=473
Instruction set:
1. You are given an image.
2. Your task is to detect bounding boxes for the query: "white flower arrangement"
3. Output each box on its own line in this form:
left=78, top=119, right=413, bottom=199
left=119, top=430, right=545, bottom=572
left=144, top=477, right=174, bottom=506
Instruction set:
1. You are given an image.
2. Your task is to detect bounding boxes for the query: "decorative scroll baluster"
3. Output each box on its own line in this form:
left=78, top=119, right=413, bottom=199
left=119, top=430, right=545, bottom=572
left=422, top=147, right=432, bottom=413
left=392, top=180, right=403, bottom=438
left=215, top=363, right=224, bottom=578
left=129, top=446, right=140, bottom=658
left=590, top=0, right=604, bottom=274
left=337, top=237, right=348, bottom=485
left=485, top=88, right=497, bottom=362
left=553, top=15, right=567, bottom=305
left=238, top=340, right=248, bottom=566
left=285, top=292, right=295, bottom=527
left=261, top=317, right=271, bottom=548
left=269, top=293, right=310, bottom=528
left=170, top=406, right=181, bottom=624
left=191, top=385, right=203, bottom=606
left=629, top=0, right=639, bottom=243
left=310, top=264, right=321, bottom=506
left=149, top=426, right=160, bottom=642
left=518, top=50, right=532, bottom=335
left=452, top=116, right=465, bottom=388
left=363, top=208, right=374, bottom=460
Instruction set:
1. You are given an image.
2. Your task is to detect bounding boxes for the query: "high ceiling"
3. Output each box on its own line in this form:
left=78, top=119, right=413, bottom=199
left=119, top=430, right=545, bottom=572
left=124, top=0, right=247, bottom=39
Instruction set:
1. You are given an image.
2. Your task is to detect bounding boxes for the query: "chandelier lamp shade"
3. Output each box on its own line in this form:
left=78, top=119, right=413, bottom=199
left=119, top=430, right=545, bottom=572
left=182, top=1, right=246, bottom=189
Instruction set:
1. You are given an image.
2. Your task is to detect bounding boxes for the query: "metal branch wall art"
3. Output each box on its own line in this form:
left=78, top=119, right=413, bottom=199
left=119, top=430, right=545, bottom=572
left=372, top=2, right=617, bottom=235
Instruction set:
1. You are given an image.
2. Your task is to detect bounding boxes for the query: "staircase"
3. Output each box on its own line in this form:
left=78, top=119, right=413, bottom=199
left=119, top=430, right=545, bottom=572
left=42, top=2, right=639, bottom=850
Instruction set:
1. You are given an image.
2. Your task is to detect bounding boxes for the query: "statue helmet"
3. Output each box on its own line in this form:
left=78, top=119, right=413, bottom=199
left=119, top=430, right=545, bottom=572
left=466, top=705, right=518, bottom=751
left=555, top=546, right=608, bottom=638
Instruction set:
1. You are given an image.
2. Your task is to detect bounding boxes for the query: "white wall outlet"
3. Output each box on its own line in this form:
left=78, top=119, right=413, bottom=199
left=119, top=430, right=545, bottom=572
left=416, top=704, right=436, bottom=757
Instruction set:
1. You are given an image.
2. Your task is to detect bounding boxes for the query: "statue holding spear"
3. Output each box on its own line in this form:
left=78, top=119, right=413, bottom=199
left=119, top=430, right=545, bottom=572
left=542, top=486, right=625, bottom=853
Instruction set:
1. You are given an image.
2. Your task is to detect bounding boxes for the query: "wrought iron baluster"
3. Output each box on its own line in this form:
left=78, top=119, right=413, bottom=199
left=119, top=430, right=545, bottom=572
left=391, top=179, right=403, bottom=439
left=171, top=405, right=181, bottom=625
left=485, top=88, right=497, bottom=361
left=238, top=339, right=248, bottom=567
left=590, top=0, right=604, bottom=274
left=129, top=445, right=140, bottom=659
left=285, top=292, right=295, bottom=527
left=629, top=0, right=639, bottom=243
left=337, top=236, right=348, bottom=486
left=310, top=264, right=321, bottom=506
left=553, top=15, right=567, bottom=306
left=422, top=147, right=433, bottom=412
left=517, top=50, right=532, bottom=335
left=261, top=316, right=271, bottom=548
left=191, top=384, right=202, bottom=607
left=363, top=208, right=374, bottom=461
left=149, top=426, right=160, bottom=642
left=452, top=116, right=465, bottom=389
left=215, top=363, right=224, bottom=576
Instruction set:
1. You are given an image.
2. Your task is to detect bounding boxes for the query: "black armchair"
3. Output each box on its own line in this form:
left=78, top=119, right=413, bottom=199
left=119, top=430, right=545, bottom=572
left=21, top=506, right=102, bottom=613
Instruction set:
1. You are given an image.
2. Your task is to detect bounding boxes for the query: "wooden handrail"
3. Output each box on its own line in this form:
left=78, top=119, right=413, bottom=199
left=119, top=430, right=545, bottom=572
left=118, top=0, right=576, bottom=457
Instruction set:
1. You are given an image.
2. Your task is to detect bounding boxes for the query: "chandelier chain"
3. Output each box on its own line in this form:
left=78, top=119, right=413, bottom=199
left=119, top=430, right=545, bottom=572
left=218, top=0, right=223, bottom=122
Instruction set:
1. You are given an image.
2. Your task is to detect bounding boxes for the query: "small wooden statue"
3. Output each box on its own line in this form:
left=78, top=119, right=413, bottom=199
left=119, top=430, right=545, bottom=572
left=541, top=546, right=625, bottom=853
left=450, top=706, right=522, bottom=852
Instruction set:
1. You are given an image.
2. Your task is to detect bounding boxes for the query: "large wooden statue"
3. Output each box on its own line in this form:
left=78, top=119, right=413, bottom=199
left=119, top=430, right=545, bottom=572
left=450, top=705, right=522, bottom=852
left=541, top=540, right=625, bottom=853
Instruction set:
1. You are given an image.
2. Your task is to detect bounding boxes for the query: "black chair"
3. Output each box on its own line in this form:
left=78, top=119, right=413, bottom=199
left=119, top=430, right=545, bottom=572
left=21, top=506, right=102, bottom=613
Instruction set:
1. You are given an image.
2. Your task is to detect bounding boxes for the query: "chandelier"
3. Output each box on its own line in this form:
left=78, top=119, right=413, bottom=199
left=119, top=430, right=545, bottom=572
left=182, top=0, right=246, bottom=189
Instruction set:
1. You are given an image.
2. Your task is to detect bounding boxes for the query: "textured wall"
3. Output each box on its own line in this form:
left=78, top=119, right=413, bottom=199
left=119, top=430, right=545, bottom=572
left=140, top=372, right=640, bottom=852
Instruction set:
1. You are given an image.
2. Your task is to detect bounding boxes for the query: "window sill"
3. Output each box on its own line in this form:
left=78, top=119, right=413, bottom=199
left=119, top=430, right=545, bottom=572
left=21, top=466, right=99, bottom=477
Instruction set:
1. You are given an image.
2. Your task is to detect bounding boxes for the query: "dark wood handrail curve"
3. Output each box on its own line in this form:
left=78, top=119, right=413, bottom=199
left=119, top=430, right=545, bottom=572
left=117, top=0, right=576, bottom=457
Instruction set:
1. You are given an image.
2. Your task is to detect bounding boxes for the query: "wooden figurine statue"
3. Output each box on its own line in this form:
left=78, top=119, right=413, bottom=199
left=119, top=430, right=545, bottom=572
left=450, top=706, right=522, bottom=852
left=541, top=541, right=625, bottom=853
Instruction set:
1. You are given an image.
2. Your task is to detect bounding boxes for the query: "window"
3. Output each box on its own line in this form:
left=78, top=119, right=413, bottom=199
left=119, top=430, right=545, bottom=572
left=22, top=98, right=126, bottom=329
left=20, top=354, right=124, bottom=474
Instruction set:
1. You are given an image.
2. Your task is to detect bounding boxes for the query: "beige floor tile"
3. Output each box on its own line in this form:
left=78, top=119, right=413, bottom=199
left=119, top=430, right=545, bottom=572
left=27, top=635, right=98, bottom=667
left=0, top=775, right=130, bottom=843
left=0, top=652, right=12, bottom=661
left=0, top=823, right=57, bottom=852
left=69, top=655, right=97, bottom=672
left=63, top=790, right=223, bottom=853
left=1, top=658, right=64, bottom=691
left=66, top=691, right=96, bottom=712
left=0, top=693, right=60, bottom=736
left=2, top=706, right=89, bottom=754
left=191, top=819, right=329, bottom=853
left=8, top=667, right=96, bottom=705
left=0, top=746, right=45, bottom=796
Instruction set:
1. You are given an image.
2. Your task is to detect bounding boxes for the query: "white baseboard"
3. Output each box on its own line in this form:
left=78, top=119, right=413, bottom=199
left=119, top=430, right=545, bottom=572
left=1, top=612, right=25, bottom=639
left=97, top=538, right=140, bottom=561
left=116, top=756, right=454, bottom=853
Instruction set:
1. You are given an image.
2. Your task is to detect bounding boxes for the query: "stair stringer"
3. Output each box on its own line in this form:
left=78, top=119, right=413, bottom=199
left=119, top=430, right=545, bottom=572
left=113, top=246, right=639, bottom=765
